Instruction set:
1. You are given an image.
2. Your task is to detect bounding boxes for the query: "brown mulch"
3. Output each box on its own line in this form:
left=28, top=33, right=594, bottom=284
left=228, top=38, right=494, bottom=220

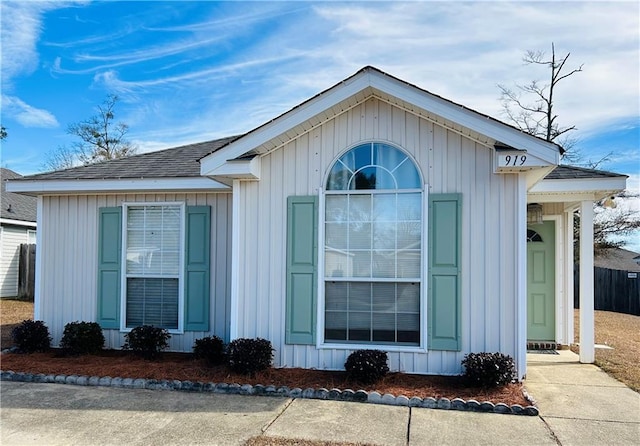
left=0, top=349, right=527, bottom=405
left=0, top=299, right=526, bottom=405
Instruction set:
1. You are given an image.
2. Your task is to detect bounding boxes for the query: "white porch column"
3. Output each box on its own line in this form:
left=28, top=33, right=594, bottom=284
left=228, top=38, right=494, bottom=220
left=229, top=179, right=241, bottom=341
left=579, top=200, right=595, bottom=363
left=564, top=210, right=575, bottom=345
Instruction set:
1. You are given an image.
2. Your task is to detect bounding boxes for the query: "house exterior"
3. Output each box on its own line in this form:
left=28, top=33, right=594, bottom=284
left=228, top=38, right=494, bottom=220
left=594, top=248, right=640, bottom=273
left=1, top=168, right=37, bottom=297
left=7, top=67, right=627, bottom=379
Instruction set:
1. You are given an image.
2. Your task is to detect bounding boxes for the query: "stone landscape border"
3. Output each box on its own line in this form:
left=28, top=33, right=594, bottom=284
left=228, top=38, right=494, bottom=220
left=0, top=370, right=539, bottom=416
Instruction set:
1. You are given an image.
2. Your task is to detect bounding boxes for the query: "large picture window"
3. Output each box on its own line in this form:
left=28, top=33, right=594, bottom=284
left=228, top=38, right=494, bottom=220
left=124, top=204, right=183, bottom=330
left=324, top=143, right=422, bottom=345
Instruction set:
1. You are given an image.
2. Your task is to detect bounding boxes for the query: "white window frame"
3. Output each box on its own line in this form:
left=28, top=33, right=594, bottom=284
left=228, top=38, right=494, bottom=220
left=120, top=202, right=186, bottom=334
left=27, top=229, right=36, bottom=245
left=317, top=142, right=428, bottom=353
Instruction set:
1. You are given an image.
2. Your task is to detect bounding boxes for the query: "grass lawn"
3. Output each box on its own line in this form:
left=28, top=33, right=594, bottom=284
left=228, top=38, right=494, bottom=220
left=573, top=309, right=640, bottom=392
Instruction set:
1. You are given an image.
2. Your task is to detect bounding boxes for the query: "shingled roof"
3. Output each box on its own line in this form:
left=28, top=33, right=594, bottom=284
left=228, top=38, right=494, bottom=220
left=546, top=165, right=627, bottom=180
left=18, top=136, right=240, bottom=181
left=1, top=168, right=37, bottom=223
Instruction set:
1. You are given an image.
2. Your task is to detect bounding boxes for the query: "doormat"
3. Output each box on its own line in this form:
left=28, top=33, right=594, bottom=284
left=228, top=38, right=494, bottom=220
left=527, top=350, right=559, bottom=355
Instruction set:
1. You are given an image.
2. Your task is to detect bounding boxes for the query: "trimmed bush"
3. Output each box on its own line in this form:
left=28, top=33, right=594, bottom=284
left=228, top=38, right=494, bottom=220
left=122, top=325, right=170, bottom=359
left=462, top=352, right=516, bottom=388
left=227, top=338, right=273, bottom=375
left=60, top=321, right=105, bottom=356
left=11, top=320, right=51, bottom=353
left=193, top=336, right=226, bottom=366
left=344, top=349, right=389, bottom=384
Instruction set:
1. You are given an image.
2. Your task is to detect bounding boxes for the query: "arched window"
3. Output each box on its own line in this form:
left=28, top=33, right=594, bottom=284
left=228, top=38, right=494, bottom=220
left=527, top=229, right=543, bottom=242
left=324, top=143, right=422, bottom=345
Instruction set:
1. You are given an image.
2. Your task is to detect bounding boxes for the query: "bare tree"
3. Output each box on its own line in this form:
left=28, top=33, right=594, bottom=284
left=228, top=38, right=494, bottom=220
left=43, top=95, right=137, bottom=171
left=41, top=145, right=77, bottom=172
left=501, top=44, right=637, bottom=254
left=498, top=43, right=583, bottom=159
left=70, top=94, right=137, bottom=164
left=0, top=125, right=7, bottom=140
left=573, top=191, right=640, bottom=260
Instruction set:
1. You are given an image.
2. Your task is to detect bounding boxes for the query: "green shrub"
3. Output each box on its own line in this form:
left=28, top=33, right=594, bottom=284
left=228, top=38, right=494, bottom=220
left=344, top=349, right=389, bottom=384
left=60, top=321, right=105, bottom=356
left=227, top=338, right=273, bottom=375
left=462, top=352, right=516, bottom=388
left=11, top=320, right=51, bottom=353
left=193, top=336, right=226, bottom=366
left=122, top=325, right=170, bottom=359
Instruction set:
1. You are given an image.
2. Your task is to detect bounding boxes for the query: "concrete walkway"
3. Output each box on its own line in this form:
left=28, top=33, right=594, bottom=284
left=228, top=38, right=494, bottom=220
left=1, top=351, right=638, bottom=445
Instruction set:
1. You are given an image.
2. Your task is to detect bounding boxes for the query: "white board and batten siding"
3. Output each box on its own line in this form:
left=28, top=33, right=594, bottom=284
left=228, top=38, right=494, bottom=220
left=0, top=225, right=35, bottom=297
left=234, top=97, right=523, bottom=374
left=37, top=193, right=232, bottom=350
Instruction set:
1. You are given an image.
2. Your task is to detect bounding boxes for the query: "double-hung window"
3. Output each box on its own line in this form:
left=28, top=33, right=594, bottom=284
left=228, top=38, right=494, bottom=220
left=324, top=143, right=423, bottom=346
left=123, top=203, right=184, bottom=331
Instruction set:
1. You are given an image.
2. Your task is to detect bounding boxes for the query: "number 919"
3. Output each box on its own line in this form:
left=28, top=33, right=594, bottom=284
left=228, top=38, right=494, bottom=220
left=504, top=155, right=526, bottom=166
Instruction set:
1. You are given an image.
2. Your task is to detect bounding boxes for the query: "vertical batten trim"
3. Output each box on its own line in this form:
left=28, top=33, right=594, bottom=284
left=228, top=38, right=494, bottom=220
left=33, top=196, right=43, bottom=321
left=516, top=175, right=527, bottom=380
left=229, top=180, right=241, bottom=340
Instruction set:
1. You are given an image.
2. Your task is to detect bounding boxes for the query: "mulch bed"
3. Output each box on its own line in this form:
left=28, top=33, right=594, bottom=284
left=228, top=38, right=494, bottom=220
left=0, top=349, right=527, bottom=405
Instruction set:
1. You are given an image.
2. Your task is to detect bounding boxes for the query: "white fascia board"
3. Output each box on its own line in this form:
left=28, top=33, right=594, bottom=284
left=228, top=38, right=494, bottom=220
left=368, top=74, right=561, bottom=164
left=6, top=177, right=230, bottom=195
left=205, top=156, right=261, bottom=180
left=200, top=75, right=373, bottom=176
left=0, top=218, right=37, bottom=228
left=529, top=177, right=627, bottom=194
left=527, top=192, right=601, bottom=203
left=201, top=69, right=560, bottom=176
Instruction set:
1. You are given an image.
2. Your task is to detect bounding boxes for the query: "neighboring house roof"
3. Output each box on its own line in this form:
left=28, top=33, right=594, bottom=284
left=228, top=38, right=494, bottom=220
left=1, top=168, right=37, bottom=224
left=546, top=165, right=627, bottom=180
left=594, top=248, right=640, bottom=272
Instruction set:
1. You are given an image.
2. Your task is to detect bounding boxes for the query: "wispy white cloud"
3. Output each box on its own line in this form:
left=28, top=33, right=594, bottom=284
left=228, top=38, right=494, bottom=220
left=92, top=51, right=306, bottom=93
left=1, top=95, right=59, bottom=128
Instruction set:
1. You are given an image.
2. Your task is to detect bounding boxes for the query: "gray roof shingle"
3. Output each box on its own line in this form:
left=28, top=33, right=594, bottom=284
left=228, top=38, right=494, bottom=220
left=18, top=136, right=241, bottom=181
left=594, top=248, right=640, bottom=272
left=546, top=165, right=627, bottom=180
left=1, top=168, right=37, bottom=223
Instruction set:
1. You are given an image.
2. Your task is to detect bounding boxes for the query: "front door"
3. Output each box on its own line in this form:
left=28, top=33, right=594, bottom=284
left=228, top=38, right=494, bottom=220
left=527, top=220, right=555, bottom=341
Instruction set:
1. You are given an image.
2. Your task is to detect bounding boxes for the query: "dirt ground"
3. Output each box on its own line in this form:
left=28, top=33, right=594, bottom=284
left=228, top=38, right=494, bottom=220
left=573, top=309, right=640, bottom=392
left=0, top=298, right=33, bottom=350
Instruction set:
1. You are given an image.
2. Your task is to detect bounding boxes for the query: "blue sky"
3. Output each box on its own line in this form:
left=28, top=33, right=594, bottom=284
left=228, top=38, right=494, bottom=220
left=1, top=3, right=638, bottom=204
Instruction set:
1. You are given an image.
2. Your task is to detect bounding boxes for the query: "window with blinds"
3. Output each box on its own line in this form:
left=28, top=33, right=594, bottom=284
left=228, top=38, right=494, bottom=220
left=125, top=204, right=182, bottom=329
left=324, top=143, right=422, bottom=345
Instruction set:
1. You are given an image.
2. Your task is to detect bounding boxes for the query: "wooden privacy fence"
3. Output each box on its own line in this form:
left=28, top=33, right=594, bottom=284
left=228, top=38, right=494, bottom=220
left=574, top=265, right=640, bottom=316
left=18, top=243, right=36, bottom=301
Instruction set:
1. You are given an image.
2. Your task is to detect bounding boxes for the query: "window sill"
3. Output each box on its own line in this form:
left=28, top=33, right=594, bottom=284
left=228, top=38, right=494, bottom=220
left=318, top=342, right=427, bottom=354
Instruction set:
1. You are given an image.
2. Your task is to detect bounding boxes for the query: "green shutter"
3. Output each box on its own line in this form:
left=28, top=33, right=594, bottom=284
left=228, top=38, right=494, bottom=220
left=97, top=207, right=122, bottom=329
left=428, top=194, right=462, bottom=351
left=285, top=196, right=318, bottom=344
left=184, top=206, right=211, bottom=331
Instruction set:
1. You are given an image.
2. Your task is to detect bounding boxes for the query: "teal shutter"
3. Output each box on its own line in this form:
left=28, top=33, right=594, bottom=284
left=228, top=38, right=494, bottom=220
left=97, top=207, right=122, bottom=329
left=184, top=206, right=211, bottom=331
left=428, top=194, right=462, bottom=351
left=285, top=196, right=318, bottom=344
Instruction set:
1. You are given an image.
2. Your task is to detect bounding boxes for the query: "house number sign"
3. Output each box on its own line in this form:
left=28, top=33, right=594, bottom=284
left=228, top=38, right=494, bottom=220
left=498, top=154, right=528, bottom=167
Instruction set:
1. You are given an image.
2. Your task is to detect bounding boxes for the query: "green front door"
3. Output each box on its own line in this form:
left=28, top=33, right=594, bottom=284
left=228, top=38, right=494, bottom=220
left=527, top=220, right=556, bottom=341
